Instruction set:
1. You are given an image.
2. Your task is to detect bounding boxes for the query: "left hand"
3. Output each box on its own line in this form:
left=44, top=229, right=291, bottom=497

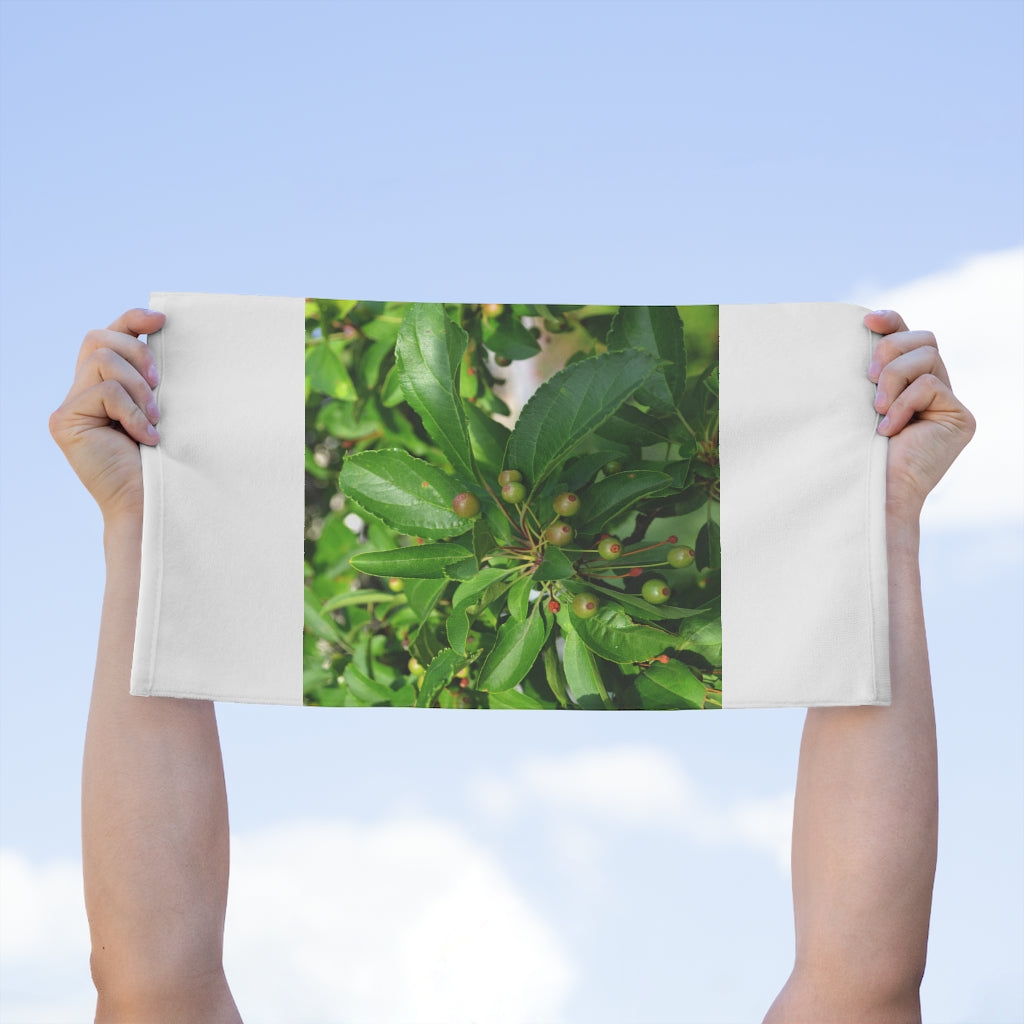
left=863, top=310, right=976, bottom=525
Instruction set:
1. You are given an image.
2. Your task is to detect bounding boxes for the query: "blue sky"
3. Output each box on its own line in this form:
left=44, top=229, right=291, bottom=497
left=1, top=1, right=1022, bottom=1021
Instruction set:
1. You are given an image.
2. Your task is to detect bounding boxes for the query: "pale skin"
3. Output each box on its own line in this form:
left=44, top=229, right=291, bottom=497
left=49, top=306, right=975, bottom=1023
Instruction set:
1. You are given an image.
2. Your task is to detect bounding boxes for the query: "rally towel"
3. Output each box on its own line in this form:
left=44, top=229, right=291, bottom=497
left=130, top=294, right=889, bottom=710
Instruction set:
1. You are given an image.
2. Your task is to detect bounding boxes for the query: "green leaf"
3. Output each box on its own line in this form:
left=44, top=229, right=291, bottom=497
left=404, top=577, right=449, bottom=619
left=349, top=542, right=473, bottom=579
left=594, top=403, right=675, bottom=447
left=675, top=599, right=722, bottom=665
left=572, top=605, right=673, bottom=664
left=484, top=311, right=542, bottom=360
left=695, top=516, right=721, bottom=571
left=303, top=588, right=345, bottom=646
left=506, top=350, right=657, bottom=494
left=342, top=662, right=396, bottom=705
left=634, top=660, right=705, bottom=710
left=607, top=305, right=687, bottom=414
left=447, top=568, right=516, bottom=654
left=487, top=687, right=556, bottom=709
left=478, top=603, right=550, bottom=692
left=395, top=303, right=478, bottom=483
left=339, top=449, right=471, bottom=539
left=560, top=620, right=612, bottom=710
left=472, top=516, right=498, bottom=565
left=416, top=648, right=464, bottom=708
left=575, top=470, right=673, bottom=534
left=543, top=642, right=569, bottom=707
left=533, top=544, right=574, bottom=581
left=306, top=340, right=357, bottom=401
left=506, top=574, right=534, bottom=621
left=321, top=590, right=398, bottom=613
left=464, top=399, right=512, bottom=478
left=580, top=582, right=696, bottom=622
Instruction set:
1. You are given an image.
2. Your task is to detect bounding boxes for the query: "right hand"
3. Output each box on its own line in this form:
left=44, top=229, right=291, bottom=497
left=49, top=308, right=165, bottom=524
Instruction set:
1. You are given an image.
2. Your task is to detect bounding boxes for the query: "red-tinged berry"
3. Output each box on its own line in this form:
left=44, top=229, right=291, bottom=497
left=458, top=677, right=470, bottom=689
left=656, top=654, right=670, bottom=664
left=466, top=366, right=476, bottom=375
left=482, top=303, right=504, bottom=317
left=572, top=592, right=600, bottom=618
left=416, top=538, right=425, bottom=545
left=667, top=545, right=695, bottom=568
left=597, top=537, right=622, bottom=560
left=642, top=578, right=672, bottom=604
left=498, top=470, right=522, bottom=486
left=545, top=521, right=573, bottom=546
left=627, top=567, right=642, bottom=577
left=408, top=657, right=425, bottom=676
left=387, top=577, right=405, bottom=593
left=494, top=354, right=512, bottom=367
left=452, top=492, right=481, bottom=518
left=667, top=535, right=678, bottom=544
left=501, top=481, right=527, bottom=503
left=552, top=492, right=580, bottom=517
left=548, top=599, right=561, bottom=613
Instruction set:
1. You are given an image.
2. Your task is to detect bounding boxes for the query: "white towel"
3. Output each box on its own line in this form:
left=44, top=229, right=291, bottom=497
left=131, top=293, right=889, bottom=709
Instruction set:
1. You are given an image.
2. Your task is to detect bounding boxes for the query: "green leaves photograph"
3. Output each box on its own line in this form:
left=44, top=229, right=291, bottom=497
left=304, top=300, right=722, bottom=710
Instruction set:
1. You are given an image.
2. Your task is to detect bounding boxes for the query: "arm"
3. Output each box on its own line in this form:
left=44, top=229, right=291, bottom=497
left=764, top=310, right=976, bottom=1023
left=50, top=309, right=242, bottom=1023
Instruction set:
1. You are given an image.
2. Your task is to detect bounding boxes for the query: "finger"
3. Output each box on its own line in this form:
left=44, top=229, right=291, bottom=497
left=75, top=309, right=165, bottom=385
left=864, top=309, right=910, bottom=336
left=876, top=372, right=973, bottom=438
left=866, top=329, right=947, bottom=387
left=68, top=346, right=160, bottom=425
left=872, top=345, right=951, bottom=417
left=51, top=379, right=160, bottom=447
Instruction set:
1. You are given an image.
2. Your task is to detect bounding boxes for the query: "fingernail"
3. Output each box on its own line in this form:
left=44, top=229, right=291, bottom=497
left=874, top=389, right=887, bottom=409
left=146, top=423, right=160, bottom=440
left=872, top=309, right=889, bottom=317
left=144, top=308, right=163, bottom=316
left=147, top=364, right=160, bottom=386
left=878, top=415, right=890, bottom=433
left=146, top=400, right=160, bottom=423
left=867, top=359, right=881, bottom=379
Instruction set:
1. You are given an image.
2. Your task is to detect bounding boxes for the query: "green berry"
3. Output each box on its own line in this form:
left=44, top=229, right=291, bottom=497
left=498, top=470, right=522, bottom=486
left=493, top=354, right=512, bottom=367
left=501, top=481, right=527, bottom=503
left=482, top=303, right=504, bottom=318
left=452, top=492, right=481, bottom=518
left=603, top=459, right=624, bottom=475
left=597, top=537, right=622, bottom=560
left=667, top=545, right=695, bottom=568
left=545, top=521, right=573, bottom=546
left=552, top=492, right=580, bottom=517
left=387, top=577, right=405, bottom=592
left=407, top=657, right=425, bottom=676
left=572, top=592, right=600, bottom=618
left=642, top=578, right=672, bottom=605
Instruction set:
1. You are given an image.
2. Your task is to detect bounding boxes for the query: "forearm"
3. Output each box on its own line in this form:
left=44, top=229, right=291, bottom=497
left=83, top=517, right=233, bottom=1000
left=787, top=514, right=937, bottom=1003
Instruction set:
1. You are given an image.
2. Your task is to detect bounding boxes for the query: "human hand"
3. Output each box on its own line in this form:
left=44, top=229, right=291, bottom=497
left=864, top=310, right=976, bottom=526
left=49, top=308, right=165, bottom=525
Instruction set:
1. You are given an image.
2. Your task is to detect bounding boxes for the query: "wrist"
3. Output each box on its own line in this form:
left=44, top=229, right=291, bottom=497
left=102, top=513, right=143, bottom=560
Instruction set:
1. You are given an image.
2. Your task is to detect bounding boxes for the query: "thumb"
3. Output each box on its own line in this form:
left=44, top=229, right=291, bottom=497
left=106, top=307, right=166, bottom=338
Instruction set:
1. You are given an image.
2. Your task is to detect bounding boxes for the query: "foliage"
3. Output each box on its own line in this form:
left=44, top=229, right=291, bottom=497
left=303, top=299, right=721, bottom=710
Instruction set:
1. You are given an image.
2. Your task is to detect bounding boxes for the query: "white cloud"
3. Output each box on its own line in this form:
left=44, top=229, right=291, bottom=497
left=848, top=246, right=1024, bottom=533
left=0, top=819, right=574, bottom=1024
left=470, top=744, right=793, bottom=875
left=0, top=850, right=94, bottom=1023
left=225, top=817, right=573, bottom=1024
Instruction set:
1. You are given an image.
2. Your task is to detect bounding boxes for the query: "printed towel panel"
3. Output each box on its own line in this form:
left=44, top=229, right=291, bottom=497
left=131, top=294, right=889, bottom=709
